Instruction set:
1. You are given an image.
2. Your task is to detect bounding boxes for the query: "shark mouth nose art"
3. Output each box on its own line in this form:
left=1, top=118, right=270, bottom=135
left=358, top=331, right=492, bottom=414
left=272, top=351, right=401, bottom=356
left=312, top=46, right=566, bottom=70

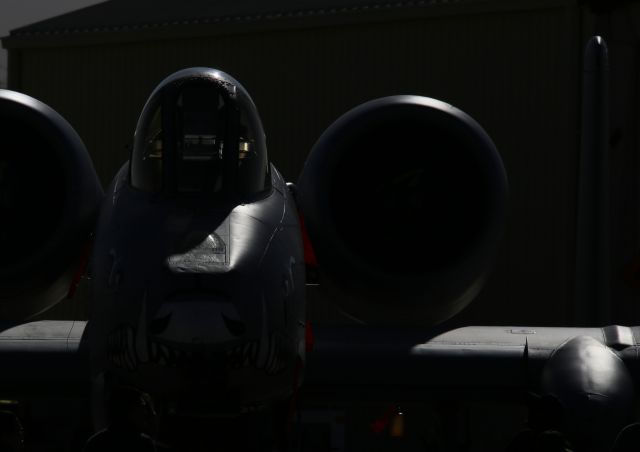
left=106, top=298, right=286, bottom=374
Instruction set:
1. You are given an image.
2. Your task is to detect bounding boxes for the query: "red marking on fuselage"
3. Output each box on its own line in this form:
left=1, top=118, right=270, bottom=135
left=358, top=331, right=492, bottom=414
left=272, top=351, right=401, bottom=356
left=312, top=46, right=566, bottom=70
left=299, top=214, right=317, bottom=267
left=67, top=239, right=92, bottom=299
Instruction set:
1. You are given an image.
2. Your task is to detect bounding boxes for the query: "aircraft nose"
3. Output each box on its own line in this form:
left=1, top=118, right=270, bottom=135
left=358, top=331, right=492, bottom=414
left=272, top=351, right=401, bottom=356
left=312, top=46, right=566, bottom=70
left=150, top=300, right=245, bottom=345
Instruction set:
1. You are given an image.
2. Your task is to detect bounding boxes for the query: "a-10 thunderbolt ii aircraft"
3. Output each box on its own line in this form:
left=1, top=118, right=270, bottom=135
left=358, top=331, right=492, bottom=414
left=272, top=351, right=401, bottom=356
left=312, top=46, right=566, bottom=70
left=0, top=41, right=633, bottom=450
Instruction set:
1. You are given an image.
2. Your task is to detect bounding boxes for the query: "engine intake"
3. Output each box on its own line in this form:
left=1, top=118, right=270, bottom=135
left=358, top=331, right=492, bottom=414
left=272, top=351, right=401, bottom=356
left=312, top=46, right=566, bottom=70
left=0, top=90, right=103, bottom=319
left=297, top=96, right=507, bottom=325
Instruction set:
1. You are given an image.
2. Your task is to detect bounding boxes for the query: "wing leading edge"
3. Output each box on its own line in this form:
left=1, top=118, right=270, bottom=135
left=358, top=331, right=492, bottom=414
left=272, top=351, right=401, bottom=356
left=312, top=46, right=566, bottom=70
left=303, top=325, right=639, bottom=400
left=3, top=322, right=637, bottom=401
left=0, top=321, right=89, bottom=397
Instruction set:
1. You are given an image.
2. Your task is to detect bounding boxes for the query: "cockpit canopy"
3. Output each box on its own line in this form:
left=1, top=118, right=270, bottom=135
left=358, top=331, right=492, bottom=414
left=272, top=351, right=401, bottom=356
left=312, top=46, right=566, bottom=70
left=130, top=68, right=270, bottom=200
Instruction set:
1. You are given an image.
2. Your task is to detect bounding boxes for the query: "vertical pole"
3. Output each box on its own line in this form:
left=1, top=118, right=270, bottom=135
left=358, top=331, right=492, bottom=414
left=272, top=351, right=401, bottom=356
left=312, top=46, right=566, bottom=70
left=575, top=36, right=611, bottom=326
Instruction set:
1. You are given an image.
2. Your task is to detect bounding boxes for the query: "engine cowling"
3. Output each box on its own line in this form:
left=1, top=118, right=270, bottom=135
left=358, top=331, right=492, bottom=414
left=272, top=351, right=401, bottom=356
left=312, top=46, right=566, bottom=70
left=0, top=90, right=103, bottom=319
left=297, top=96, right=507, bottom=325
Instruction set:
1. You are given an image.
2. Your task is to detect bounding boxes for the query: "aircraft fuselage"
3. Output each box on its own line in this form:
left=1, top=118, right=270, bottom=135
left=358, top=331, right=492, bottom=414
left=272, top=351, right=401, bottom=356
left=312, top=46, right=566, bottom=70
left=89, top=162, right=306, bottom=415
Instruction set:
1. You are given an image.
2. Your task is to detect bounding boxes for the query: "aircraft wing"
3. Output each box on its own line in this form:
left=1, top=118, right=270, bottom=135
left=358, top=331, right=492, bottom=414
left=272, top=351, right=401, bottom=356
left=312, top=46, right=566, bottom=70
left=303, top=324, right=639, bottom=401
left=0, top=319, right=631, bottom=452
left=0, top=320, right=635, bottom=403
left=302, top=324, right=638, bottom=451
left=0, top=317, right=633, bottom=452
left=0, top=321, right=89, bottom=397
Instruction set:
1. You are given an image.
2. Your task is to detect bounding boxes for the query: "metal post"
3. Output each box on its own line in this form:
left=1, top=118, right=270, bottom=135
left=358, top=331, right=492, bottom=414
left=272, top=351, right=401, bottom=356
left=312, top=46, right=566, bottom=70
left=575, top=36, right=611, bottom=326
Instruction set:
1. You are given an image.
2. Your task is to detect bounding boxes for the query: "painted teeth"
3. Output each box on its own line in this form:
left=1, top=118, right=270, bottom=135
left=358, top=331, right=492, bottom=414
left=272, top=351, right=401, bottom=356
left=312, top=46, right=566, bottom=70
left=108, top=332, right=273, bottom=371
left=158, top=343, right=171, bottom=366
left=225, top=341, right=260, bottom=369
left=149, top=342, right=184, bottom=368
left=106, top=328, right=289, bottom=374
left=241, top=342, right=253, bottom=367
left=107, top=325, right=138, bottom=372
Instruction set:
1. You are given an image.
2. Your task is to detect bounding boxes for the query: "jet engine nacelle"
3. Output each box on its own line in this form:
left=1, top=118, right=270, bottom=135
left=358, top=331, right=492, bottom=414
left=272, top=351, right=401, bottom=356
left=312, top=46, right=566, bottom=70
left=297, top=96, right=507, bottom=325
left=0, top=90, right=103, bottom=319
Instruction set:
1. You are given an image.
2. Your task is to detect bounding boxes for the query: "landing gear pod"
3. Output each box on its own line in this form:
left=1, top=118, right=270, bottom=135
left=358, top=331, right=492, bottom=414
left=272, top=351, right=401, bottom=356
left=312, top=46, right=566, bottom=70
left=541, top=336, right=635, bottom=451
left=0, top=90, right=103, bottom=319
left=297, top=96, right=507, bottom=325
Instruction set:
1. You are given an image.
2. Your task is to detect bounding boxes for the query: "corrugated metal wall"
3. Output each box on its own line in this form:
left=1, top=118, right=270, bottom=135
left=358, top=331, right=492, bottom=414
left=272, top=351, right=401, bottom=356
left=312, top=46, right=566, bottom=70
left=14, top=4, right=586, bottom=325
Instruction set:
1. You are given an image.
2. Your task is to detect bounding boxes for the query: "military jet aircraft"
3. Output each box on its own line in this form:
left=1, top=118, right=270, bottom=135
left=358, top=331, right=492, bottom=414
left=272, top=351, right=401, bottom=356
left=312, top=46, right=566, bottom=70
left=0, top=37, right=631, bottom=451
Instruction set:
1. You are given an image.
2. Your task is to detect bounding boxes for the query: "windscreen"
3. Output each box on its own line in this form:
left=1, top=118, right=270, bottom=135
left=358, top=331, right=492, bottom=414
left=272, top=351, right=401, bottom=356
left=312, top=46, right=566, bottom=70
left=175, top=84, right=226, bottom=194
left=131, top=69, right=270, bottom=200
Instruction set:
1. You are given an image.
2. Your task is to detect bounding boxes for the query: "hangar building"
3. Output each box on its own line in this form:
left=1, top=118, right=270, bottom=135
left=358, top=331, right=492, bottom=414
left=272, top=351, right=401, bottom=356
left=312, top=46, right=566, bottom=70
left=2, top=0, right=640, bottom=328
